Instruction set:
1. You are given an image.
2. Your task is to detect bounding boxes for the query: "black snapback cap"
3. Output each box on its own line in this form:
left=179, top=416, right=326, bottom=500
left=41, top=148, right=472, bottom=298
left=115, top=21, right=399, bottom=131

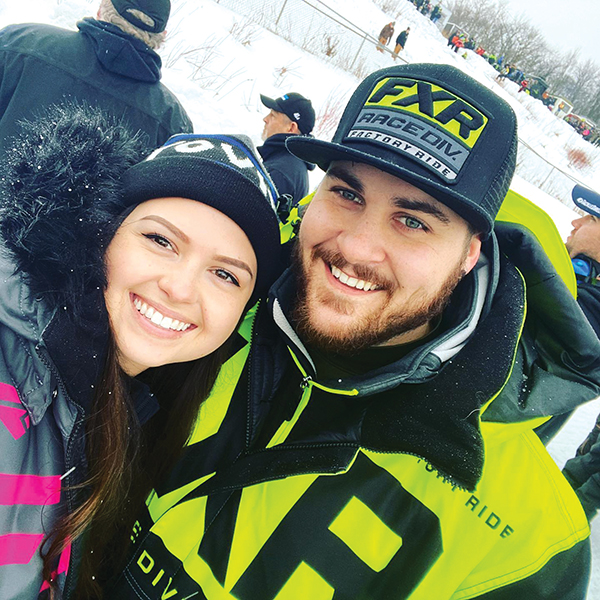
left=111, top=0, right=170, bottom=33
left=261, top=92, right=316, bottom=135
left=287, top=63, right=518, bottom=235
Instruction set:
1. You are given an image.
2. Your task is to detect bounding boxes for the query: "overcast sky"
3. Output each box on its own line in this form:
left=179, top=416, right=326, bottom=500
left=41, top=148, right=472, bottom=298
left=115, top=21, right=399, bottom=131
left=500, top=0, right=598, bottom=65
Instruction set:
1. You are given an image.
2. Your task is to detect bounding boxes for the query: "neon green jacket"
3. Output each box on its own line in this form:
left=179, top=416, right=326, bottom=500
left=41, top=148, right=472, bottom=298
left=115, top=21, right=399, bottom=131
left=111, top=223, right=600, bottom=600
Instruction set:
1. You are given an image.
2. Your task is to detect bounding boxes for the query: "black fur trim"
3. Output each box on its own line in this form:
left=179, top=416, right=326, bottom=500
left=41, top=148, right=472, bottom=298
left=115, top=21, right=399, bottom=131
left=0, top=101, right=149, bottom=319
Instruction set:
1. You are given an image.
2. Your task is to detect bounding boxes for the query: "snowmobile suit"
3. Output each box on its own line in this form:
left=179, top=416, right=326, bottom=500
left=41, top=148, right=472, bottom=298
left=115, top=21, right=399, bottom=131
left=561, top=253, right=600, bottom=520
left=110, top=222, right=600, bottom=600
left=571, top=254, right=600, bottom=337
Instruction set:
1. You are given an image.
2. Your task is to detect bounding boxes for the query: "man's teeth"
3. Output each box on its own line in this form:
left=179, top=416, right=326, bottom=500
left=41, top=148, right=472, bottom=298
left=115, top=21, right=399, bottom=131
left=330, top=265, right=379, bottom=291
left=133, top=298, right=191, bottom=331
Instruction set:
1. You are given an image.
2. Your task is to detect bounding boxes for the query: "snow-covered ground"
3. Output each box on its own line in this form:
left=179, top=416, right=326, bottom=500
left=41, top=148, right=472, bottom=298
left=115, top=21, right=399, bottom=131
left=1, top=0, right=599, bottom=595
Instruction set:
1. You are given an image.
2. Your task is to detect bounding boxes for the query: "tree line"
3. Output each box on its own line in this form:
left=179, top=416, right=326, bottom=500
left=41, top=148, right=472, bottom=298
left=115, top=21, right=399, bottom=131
left=447, top=0, right=600, bottom=123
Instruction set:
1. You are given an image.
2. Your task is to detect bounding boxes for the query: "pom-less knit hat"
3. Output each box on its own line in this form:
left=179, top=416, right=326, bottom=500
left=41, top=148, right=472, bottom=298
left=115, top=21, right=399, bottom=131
left=121, top=133, right=282, bottom=305
left=111, top=0, right=170, bottom=33
left=287, top=63, right=518, bottom=236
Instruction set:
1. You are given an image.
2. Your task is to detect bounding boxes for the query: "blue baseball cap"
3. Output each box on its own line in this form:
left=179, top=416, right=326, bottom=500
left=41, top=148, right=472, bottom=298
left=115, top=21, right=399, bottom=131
left=572, top=185, right=600, bottom=218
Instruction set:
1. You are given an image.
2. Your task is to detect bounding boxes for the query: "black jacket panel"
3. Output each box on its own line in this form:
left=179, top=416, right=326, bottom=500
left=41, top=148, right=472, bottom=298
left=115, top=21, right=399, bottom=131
left=576, top=281, right=600, bottom=338
left=258, top=133, right=315, bottom=203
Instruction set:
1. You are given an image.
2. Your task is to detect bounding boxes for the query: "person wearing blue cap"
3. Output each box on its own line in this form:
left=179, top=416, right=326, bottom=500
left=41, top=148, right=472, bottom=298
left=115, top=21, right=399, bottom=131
left=566, top=184, right=600, bottom=336
left=111, top=64, right=600, bottom=600
left=0, top=0, right=191, bottom=157
left=561, top=185, right=600, bottom=524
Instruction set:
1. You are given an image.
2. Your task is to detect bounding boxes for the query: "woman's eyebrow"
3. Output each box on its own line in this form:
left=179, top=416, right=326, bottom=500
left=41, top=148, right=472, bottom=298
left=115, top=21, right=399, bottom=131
left=139, top=215, right=190, bottom=243
left=214, top=256, right=254, bottom=279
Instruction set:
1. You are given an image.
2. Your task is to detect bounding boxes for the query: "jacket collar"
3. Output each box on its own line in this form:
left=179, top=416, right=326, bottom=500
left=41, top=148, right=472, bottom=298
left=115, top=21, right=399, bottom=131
left=258, top=134, right=316, bottom=170
left=268, top=234, right=499, bottom=396
left=78, top=18, right=162, bottom=82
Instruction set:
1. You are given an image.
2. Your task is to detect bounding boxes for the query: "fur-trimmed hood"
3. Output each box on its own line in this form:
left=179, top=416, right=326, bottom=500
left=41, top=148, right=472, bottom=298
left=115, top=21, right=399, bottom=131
left=0, top=100, right=149, bottom=321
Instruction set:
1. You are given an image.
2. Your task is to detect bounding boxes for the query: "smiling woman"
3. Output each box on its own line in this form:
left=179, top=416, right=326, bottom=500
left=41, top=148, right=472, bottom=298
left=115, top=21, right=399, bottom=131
left=0, top=103, right=281, bottom=600
left=104, top=198, right=258, bottom=376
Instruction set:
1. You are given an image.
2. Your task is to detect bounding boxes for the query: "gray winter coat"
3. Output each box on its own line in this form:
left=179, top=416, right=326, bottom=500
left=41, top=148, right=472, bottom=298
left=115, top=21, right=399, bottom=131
left=0, top=254, right=93, bottom=599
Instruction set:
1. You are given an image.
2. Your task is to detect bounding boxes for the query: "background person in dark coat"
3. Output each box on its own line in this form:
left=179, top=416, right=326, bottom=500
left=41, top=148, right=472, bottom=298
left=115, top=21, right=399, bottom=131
left=566, top=185, right=600, bottom=336
left=0, top=0, right=192, bottom=156
left=258, top=92, right=316, bottom=215
left=393, top=27, right=410, bottom=59
left=562, top=185, right=600, bottom=520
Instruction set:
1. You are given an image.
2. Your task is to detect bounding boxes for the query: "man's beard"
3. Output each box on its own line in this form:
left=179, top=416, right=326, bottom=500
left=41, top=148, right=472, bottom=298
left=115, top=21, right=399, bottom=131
left=291, top=243, right=468, bottom=355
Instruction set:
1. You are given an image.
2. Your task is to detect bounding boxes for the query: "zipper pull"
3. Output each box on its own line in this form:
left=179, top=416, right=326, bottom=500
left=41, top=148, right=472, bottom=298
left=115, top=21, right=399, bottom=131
left=300, top=375, right=312, bottom=389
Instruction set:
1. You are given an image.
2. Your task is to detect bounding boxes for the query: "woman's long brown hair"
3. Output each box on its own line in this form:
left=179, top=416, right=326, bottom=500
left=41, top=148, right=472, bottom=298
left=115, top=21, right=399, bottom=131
left=41, top=331, right=231, bottom=599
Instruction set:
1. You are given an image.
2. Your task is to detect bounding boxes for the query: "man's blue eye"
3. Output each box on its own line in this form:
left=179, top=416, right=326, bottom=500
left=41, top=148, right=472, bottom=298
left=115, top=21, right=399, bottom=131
left=405, top=216, right=423, bottom=229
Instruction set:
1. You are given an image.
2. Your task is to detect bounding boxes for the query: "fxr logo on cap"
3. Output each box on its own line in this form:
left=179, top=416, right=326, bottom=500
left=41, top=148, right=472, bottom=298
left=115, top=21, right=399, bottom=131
left=345, top=77, right=489, bottom=182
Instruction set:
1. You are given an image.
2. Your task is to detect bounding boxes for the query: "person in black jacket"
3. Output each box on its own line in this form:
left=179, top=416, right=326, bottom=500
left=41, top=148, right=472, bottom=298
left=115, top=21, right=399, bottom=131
left=565, top=185, right=600, bottom=336
left=393, top=27, right=410, bottom=59
left=0, top=0, right=192, bottom=157
left=562, top=185, right=600, bottom=520
left=258, top=92, right=316, bottom=216
left=108, top=63, right=600, bottom=600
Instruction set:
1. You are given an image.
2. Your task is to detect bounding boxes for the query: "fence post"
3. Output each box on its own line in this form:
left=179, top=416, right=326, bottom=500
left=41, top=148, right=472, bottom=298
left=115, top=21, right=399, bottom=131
left=350, top=33, right=367, bottom=70
left=539, top=165, right=555, bottom=191
left=275, top=0, right=290, bottom=27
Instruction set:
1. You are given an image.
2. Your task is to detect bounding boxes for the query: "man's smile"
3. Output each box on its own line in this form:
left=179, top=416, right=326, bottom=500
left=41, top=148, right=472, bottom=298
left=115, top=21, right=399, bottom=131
left=329, top=264, right=382, bottom=292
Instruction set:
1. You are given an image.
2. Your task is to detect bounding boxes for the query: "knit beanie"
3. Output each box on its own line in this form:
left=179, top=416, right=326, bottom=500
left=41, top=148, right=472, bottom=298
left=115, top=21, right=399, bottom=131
left=121, top=133, right=282, bottom=305
left=287, top=63, right=518, bottom=236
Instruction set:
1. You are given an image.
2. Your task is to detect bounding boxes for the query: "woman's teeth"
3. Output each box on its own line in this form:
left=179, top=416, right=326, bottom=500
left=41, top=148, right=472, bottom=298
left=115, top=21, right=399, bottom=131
left=330, top=265, right=380, bottom=291
left=133, top=298, right=191, bottom=331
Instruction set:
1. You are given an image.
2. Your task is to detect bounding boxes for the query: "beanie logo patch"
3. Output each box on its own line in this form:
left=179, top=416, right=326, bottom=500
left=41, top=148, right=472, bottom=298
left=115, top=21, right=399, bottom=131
left=344, top=77, right=488, bottom=182
left=144, top=138, right=275, bottom=210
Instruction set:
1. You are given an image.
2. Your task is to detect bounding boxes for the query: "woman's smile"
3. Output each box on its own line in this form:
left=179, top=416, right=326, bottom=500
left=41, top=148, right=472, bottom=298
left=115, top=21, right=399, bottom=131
left=131, top=293, right=195, bottom=333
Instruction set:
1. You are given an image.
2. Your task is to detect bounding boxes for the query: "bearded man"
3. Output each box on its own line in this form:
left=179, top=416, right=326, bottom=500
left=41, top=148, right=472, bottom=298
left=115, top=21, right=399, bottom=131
left=111, top=64, right=600, bottom=600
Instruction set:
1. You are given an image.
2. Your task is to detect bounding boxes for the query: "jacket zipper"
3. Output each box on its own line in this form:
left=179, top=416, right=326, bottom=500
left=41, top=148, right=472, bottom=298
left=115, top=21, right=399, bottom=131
left=268, top=352, right=469, bottom=490
left=34, top=344, right=85, bottom=599
left=245, top=300, right=260, bottom=449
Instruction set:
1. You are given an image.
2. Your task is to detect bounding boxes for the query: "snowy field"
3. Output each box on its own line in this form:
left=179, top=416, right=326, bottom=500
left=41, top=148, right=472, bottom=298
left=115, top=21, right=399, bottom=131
left=1, top=0, right=600, bottom=596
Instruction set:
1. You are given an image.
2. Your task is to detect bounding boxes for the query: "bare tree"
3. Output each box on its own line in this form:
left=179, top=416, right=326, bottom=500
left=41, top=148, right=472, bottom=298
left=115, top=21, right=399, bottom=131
left=447, top=0, right=600, bottom=121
